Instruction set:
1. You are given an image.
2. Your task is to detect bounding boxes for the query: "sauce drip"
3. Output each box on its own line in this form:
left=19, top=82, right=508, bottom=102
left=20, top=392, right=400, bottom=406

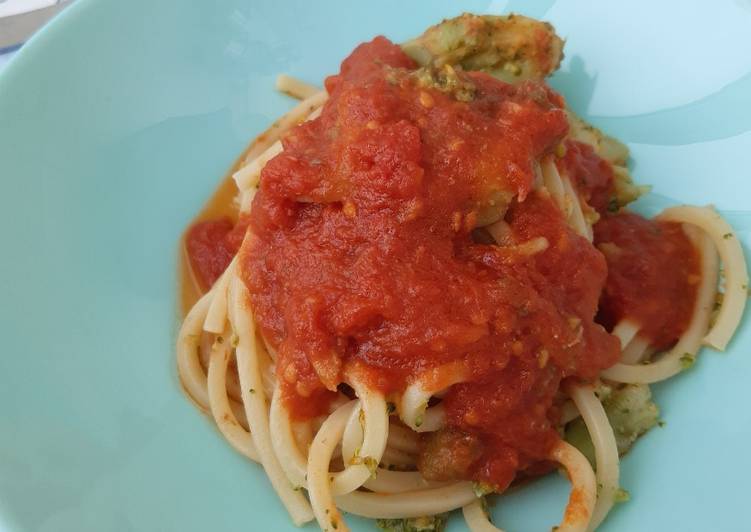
left=594, top=213, right=701, bottom=350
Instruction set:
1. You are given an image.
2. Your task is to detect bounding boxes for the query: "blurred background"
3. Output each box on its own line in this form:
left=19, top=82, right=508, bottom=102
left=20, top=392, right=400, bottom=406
left=0, top=0, right=72, bottom=72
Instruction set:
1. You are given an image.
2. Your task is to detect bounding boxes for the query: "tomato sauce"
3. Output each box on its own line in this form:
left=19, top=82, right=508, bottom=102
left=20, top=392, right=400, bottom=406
left=594, top=213, right=701, bottom=350
left=235, top=36, right=619, bottom=489
left=558, top=140, right=614, bottom=215
left=183, top=36, right=699, bottom=491
left=185, top=217, right=249, bottom=292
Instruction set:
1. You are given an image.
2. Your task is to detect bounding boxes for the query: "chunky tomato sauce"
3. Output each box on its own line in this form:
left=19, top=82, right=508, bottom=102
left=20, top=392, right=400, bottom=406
left=555, top=136, right=700, bottom=349
left=185, top=217, right=249, bottom=292
left=559, top=140, right=614, bottom=215
left=183, top=37, right=697, bottom=490
left=236, top=37, right=617, bottom=489
left=594, top=213, right=701, bottom=350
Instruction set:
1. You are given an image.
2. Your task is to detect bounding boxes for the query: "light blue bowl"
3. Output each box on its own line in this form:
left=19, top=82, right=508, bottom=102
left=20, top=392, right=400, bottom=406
left=0, top=1, right=749, bottom=530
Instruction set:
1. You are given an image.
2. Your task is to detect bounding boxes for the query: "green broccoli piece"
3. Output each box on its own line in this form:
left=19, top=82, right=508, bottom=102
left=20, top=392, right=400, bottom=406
left=375, top=513, right=449, bottom=532
left=565, top=111, right=629, bottom=166
left=611, top=164, right=648, bottom=212
left=401, top=13, right=563, bottom=83
left=565, top=384, right=660, bottom=466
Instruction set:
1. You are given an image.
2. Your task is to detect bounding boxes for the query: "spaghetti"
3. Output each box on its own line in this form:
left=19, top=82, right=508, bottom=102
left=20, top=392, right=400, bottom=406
left=177, top=13, right=747, bottom=532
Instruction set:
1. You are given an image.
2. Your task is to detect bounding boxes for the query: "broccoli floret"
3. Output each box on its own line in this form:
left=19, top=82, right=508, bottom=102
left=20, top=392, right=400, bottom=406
left=402, top=13, right=563, bottom=83
left=375, top=513, right=449, bottom=532
left=565, top=384, right=660, bottom=465
left=607, top=384, right=661, bottom=453
left=610, top=164, right=647, bottom=212
left=565, top=111, right=629, bottom=166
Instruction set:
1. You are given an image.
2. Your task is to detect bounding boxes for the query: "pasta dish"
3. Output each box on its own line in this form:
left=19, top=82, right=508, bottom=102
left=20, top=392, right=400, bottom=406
left=177, top=14, right=747, bottom=532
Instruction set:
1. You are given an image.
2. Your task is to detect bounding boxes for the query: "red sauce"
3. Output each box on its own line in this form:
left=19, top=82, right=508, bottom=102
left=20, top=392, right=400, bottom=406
left=594, top=213, right=701, bottom=349
left=185, top=217, right=249, bottom=291
left=558, top=140, right=614, bottom=215
left=178, top=30, right=713, bottom=490
left=238, top=37, right=619, bottom=489
left=182, top=36, right=704, bottom=490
